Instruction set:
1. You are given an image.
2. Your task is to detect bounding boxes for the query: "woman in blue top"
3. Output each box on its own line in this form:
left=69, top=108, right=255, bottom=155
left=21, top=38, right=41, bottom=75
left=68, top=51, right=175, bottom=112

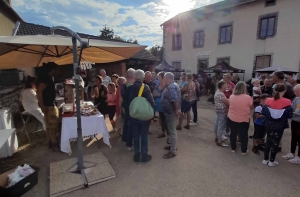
left=153, top=72, right=169, bottom=139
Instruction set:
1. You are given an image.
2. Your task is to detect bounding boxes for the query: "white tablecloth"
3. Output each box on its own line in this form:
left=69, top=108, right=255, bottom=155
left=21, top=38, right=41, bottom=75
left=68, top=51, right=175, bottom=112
left=61, top=114, right=111, bottom=154
left=0, top=129, right=18, bottom=158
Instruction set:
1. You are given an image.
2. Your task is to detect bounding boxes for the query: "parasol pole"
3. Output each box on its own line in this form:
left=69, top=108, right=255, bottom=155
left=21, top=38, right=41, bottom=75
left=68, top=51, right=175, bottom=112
left=52, top=26, right=89, bottom=186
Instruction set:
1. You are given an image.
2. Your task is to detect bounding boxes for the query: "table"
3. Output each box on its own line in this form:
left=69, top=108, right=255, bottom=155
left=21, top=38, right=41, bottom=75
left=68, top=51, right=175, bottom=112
left=61, top=114, right=111, bottom=154
left=0, top=129, right=18, bottom=158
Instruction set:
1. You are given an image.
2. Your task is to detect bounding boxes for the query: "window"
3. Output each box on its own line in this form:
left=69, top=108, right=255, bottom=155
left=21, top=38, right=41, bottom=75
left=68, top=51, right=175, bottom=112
left=258, top=13, right=277, bottom=38
left=254, top=55, right=271, bottom=70
left=194, top=31, right=204, bottom=48
left=217, top=58, right=230, bottom=65
left=265, top=0, right=276, bottom=6
left=197, top=59, right=209, bottom=71
left=172, top=61, right=181, bottom=79
left=172, top=34, right=182, bottom=51
left=219, top=24, right=232, bottom=44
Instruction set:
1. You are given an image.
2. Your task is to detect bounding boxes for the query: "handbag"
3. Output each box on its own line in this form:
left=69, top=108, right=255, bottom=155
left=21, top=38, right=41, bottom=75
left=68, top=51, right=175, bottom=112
left=129, top=84, right=154, bottom=121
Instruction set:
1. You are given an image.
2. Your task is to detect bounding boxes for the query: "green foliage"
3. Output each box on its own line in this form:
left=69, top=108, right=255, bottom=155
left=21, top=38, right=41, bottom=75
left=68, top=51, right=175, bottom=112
left=99, top=25, right=138, bottom=44
left=148, top=45, right=164, bottom=62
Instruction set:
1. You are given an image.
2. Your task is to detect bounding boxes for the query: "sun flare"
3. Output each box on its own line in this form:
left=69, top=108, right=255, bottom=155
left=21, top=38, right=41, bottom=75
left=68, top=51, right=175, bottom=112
left=163, top=0, right=196, bottom=18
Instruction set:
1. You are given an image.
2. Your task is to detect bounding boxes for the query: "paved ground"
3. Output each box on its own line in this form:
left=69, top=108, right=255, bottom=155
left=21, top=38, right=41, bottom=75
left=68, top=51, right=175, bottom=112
left=2, top=97, right=299, bottom=197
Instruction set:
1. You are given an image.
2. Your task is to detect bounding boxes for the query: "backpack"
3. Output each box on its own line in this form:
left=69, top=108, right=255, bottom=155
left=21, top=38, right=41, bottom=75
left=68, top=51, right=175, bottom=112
left=129, top=84, right=154, bottom=121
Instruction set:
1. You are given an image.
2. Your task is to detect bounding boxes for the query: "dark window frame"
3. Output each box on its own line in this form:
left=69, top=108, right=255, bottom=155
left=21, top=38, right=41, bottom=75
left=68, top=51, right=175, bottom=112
left=253, top=54, right=272, bottom=71
left=194, top=30, right=205, bottom=48
left=265, top=0, right=276, bottom=7
left=172, top=34, right=182, bottom=51
left=219, top=22, right=233, bottom=44
left=172, top=61, right=182, bottom=80
left=257, top=12, right=278, bottom=39
left=197, top=58, right=209, bottom=71
left=216, top=57, right=231, bottom=65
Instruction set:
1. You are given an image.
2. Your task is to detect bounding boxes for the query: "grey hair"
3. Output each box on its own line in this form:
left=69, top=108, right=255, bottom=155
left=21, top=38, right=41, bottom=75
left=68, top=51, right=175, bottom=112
left=294, top=84, right=300, bottom=90
left=233, top=81, right=247, bottom=95
left=127, top=68, right=135, bottom=79
left=116, top=77, right=126, bottom=86
left=164, top=72, right=174, bottom=81
left=100, top=69, right=106, bottom=74
left=135, top=69, right=145, bottom=81
left=145, top=71, right=151, bottom=75
left=187, top=73, right=193, bottom=81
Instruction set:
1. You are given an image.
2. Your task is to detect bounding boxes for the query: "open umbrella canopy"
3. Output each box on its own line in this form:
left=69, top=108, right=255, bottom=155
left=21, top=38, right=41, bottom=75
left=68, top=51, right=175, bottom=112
left=255, top=65, right=298, bottom=74
left=0, top=35, right=145, bottom=69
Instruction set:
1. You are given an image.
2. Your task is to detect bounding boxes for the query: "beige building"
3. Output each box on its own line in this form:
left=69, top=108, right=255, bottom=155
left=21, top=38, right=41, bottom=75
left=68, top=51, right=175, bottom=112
left=161, top=0, right=300, bottom=80
left=0, top=0, right=22, bottom=36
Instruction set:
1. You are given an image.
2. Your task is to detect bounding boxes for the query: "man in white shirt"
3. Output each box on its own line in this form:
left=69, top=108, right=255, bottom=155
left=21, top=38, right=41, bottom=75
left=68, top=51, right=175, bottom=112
left=100, top=69, right=111, bottom=87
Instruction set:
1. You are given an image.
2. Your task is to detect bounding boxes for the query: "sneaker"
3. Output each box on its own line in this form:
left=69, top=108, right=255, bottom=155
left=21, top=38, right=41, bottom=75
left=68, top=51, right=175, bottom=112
left=242, top=150, right=249, bottom=156
left=268, top=161, right=279, bottom=167
left=189, top=122, right=197, bottom=126
left=282, top=153, right=295, bottom=160
left=288, top=156, right=300, bottom=165
left=141, top=155, right=152, bottom=164
left=133, top=153, right=140, bottom=164
left=262, top=160, right=269, bottom=165
left=222, top=134, right=227, bottom=140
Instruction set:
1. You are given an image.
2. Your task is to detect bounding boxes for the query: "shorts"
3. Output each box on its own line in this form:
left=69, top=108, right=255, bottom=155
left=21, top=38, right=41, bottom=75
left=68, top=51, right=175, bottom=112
left=253, top=124, right=265, bottom=139
left=181, top=100, right=192, bottom=113
left=107, top=105, right=116, bottom=121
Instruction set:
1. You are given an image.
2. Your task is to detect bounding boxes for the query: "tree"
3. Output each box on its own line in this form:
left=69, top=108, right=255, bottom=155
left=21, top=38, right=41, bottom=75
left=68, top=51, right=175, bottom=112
left=148, top=45, right=164, bottom=63
left=99, top=25, right=114, bottom=39
left=99, top=26, right=138, bottom=44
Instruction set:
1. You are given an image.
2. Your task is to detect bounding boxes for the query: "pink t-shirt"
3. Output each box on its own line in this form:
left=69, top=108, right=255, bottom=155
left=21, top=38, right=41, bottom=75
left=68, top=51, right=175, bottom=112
left=107, top=93, right=116, bottom=106
left=224, top=81, right=235, bottom=99
left=228, top=94, right=253, bottom=123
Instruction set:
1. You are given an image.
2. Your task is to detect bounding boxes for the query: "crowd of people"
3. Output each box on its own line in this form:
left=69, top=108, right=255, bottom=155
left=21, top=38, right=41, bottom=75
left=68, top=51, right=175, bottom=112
left=20, top=62, right=300, bottom=166
left=214, top=71, right=300, bottom=167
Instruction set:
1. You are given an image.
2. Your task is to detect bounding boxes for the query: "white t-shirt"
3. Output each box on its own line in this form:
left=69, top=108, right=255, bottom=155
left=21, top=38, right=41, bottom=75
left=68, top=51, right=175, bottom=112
left=22, top=89, right=40, bottom=112
left=253, top=86, right=260, bottom=97
left=102, top=76, right=111, bottom=87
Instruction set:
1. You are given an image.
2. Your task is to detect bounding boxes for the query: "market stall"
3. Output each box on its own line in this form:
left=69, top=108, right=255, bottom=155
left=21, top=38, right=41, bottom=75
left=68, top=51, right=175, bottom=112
left=0, top=29, right=145, bottom=188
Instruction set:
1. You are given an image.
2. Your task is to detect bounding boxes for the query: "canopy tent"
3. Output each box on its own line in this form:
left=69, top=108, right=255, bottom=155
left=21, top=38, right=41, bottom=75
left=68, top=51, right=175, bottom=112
left=155, top=60, right=185, bottom=72
left=255, top=65, right=298, bottom=74
left=0, top=35, right=145, bottom=69
left=0, top=28, right=145, bottom=187
left=203, top=61, right=245, bottom=73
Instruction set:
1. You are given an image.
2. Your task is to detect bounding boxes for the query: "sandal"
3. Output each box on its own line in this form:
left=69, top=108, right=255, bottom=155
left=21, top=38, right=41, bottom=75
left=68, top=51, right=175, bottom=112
left=176, top=126, right=182, bottom=130
left=157, top=134, right=166, bottom=138
left=167, top=138, right=171, bottom=144
left=163, top=152, right=177, bottom=159
left=183, top=125, right=190, bottom=130
left=163, top=146, right=177, bottom=151
left=217, top=143, right=228, bottom=147
left=252, top=146, right=260, bottom=155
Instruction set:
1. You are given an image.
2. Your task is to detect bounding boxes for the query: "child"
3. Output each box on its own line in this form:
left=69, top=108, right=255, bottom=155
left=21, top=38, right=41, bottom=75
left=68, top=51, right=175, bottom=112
left=262, top=84, right=293, bottom=167
left=282, top=84, right=300, bottom=164
left=252, top=79, right=261, bottom=101
left=107, top=82, right=117, bottom=129
left=252, top=94, right=270, bottom=155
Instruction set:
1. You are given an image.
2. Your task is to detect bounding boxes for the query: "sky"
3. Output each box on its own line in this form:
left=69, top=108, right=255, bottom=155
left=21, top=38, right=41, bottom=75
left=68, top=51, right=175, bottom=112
left=12, top=0, right=222, bottom=47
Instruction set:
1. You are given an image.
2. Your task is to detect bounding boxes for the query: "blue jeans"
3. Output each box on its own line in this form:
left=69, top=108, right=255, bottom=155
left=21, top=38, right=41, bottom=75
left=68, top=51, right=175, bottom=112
left=192, top=100, right=198, bottom=123
left=131, top=119, right=149, bottom=162
left=122, top=117, right=133, bottom=147
left=214, top=112, right=227, bottom=143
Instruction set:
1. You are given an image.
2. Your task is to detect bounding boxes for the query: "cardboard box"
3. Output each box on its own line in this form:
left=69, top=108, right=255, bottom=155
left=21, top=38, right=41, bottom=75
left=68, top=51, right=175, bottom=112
left=0, top=165, right=39, bottom=197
